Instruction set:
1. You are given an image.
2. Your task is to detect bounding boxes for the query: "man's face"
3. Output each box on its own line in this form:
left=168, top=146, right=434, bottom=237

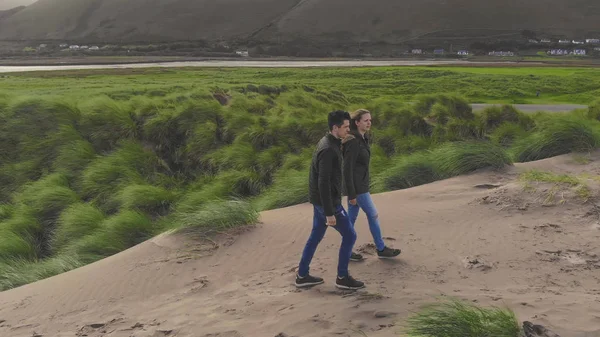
left=335, top=119, right=350, bottom=138
left=356, top=113, right=372, bottom=133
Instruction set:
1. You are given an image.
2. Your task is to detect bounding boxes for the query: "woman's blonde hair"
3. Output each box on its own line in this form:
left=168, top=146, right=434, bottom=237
left=350, top=109, right=371, bottom=131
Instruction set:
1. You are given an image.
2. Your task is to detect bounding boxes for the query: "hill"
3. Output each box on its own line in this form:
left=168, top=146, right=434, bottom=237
left=0, top=0, right=35, bottom=11
left=0, top=0, right=600, bottom=45
left=1, top=152, right=600, bottom=336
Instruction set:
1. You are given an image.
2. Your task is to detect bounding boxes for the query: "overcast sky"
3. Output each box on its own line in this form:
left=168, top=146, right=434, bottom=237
left=0, top=0, right=37, bottom=10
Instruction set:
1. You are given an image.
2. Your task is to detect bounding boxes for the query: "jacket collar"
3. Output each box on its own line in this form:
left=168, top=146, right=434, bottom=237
left=327, top=132, right=342, bottom=147
left=350, top=130, right=369, bottom=143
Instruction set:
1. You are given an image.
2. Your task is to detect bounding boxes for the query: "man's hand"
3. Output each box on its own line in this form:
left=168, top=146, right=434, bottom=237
left=349, top=199, right=357, bottom=205
left=326, top=215, right=336, bottom=226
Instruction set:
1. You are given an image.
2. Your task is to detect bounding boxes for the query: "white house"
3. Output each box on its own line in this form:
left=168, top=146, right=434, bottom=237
left=547, top=49, right=569, bottom=56
left=235, top=50, right=249, bottom=57
left=89, top=46, right=100, bottom=51
left=488, top=51, right=514, bottom=56
left=457, top=50, right=469, bottom=56
left=411, top=49, right=422, bottom=54
left=540, top=39, right=552, bottom=43
left=586, top=39, right=600, bottom=44
left=69, top=45, right=80, bottom=50
left=572, top=49, right=586, bottom=55
left=558, top=40, right=570, bottom=44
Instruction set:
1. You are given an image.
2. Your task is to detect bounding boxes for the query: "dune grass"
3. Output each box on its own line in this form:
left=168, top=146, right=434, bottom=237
left=510, top=115, right=600, bottom=162
left=403, top=298, right=522, bottom=337
left=519, top=169, right=594, bottom=203
left=0, top=68, right=599, bottom=291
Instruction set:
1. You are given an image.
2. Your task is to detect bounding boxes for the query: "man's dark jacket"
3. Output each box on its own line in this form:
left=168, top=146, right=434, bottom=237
left=342, top=130, right=371, bottom=200
left=309, top=133, right=343, bottom=216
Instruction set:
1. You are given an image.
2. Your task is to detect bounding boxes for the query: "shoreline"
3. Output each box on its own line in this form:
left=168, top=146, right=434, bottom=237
left=0, top=55, right=598, bottom=68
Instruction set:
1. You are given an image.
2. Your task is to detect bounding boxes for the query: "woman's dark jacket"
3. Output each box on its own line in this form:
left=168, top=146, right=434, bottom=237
left=342, top=130, right=371, bottom=200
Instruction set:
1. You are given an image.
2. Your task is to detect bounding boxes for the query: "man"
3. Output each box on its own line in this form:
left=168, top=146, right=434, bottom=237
left=343, top=109, right=401, bottom=261
left=295, top=110, right=365, bottom=290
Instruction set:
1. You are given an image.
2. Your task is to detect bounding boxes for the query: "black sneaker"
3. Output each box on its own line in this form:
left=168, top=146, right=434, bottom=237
left=295, top=274, right=324, bottom=288
left=377, top=246, right=401, bottom=259
left=335, top=275, right=365, bottom=290
left=350, top=252, right=364, bottom=262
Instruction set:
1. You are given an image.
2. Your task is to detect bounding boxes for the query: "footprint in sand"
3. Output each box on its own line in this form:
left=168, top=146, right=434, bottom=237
left=462, top=256, right=493, bottom=272
left=534, top=223, right=564, bottom=234
left=536, top=249, right=600, bottom=268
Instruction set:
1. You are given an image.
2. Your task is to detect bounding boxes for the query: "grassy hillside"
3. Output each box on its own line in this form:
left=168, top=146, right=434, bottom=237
left=2, top=66, right=600, bottom=290
left=1, top=0, right=600, bottom=44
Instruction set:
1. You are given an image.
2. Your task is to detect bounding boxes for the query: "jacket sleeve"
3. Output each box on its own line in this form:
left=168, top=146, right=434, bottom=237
left=343, top=138, right=359, bottom=200
left=318, top=148, right=335, bottom=216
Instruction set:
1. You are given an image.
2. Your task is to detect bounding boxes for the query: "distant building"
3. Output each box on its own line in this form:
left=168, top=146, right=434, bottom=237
left=411, top=49, right=422, bottom=54
left=547, top=49, right=569, bottom=56
left=573, top=40, right=585, bottom=45
left=540, top=39, right=552, bottom=43
left=572, top=49, right=586, bottom=55
left=59, top=43, right=68, bottom=48
left=528, top=39, right=539, bottom=44
left=488, top=51, right=514, bottom=56
left=558, top=40, right=570, bottom=44
left=89, top=46, right=100, bottom=51
left=586, top=39, right=600, bottom=44
left=69, top=45, right=80, bottom=50
left=457, top=50, right=469, bottom=56
left=235, top=50, right=249, bottom=57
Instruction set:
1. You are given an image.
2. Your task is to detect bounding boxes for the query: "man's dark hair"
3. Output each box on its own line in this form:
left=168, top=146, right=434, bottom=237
left=328, top=110, right=351, bottom=131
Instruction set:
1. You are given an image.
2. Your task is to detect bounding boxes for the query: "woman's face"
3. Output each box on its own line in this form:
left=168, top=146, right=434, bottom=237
left=356, top=113, right=372, bottom=133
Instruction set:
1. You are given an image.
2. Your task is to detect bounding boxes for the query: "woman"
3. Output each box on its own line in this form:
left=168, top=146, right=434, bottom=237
left=342, top=109, right=401, bottom=261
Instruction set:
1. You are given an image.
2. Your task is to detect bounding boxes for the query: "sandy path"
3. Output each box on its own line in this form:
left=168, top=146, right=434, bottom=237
left=1, top=153, right=600, bottom=336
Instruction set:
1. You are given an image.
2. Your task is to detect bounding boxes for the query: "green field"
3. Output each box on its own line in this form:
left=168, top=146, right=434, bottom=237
left=2, top=65, right=600, bottom=104
left=1, top=65, right=600, bottom=291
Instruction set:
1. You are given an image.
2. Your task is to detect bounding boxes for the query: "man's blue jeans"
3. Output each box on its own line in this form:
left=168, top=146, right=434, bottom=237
left=298, top=204, right=357, bottom=278
left=348, top=192, right=385, bottom=251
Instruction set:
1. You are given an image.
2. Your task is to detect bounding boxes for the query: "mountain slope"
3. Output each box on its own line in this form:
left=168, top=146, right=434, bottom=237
left=268, top=0, right=600, bottom=42
left=0, top=0, right=36, bottom=11
left=0, top=0, right=298, bottom=41
left=0, top=0, right=600, bottom=43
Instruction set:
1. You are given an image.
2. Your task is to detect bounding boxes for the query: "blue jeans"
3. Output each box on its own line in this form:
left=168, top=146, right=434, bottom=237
left=298, top=204, right=357, bottom=278
left=348, top=192, right=385, bottom=251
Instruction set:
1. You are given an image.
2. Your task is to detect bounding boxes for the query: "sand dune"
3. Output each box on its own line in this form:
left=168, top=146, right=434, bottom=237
left=1, top=152, right=600, bottom=337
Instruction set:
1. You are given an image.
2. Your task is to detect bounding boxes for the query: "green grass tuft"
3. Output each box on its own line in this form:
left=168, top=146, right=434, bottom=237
left=168, top=199, right=260, bottom=234
left=375, top=152, right=440, bottom=192
left=64, top=210, right=156, bottom=263
left=511, top=115, right=600, bottom=162
left=52, top=202, right=106, bottom=252
left=431, top=141, right=513, bottom=178
left=115, top=184, right=176, bottom=214
left=403, top=298, right=521, bottom=337
left=253, top=168, right=309, bottom=211
left=0, top=255, right=84, bottom=291
left=519, top=169, right=593, bottom=203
